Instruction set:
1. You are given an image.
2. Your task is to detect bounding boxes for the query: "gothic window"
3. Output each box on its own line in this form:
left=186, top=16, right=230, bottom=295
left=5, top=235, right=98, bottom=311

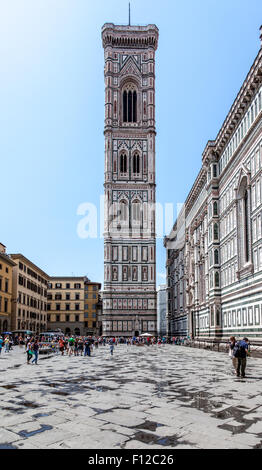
left=133, top=153, right=140, bottom=174
left=120, top=153, right=127, bottom=173
left=122, top=86, right=137, bottom=123
left=119, top=200, right=128, bottom=223
left=216, top=307, right=220, bottom=326
left=213, top=201, right=218, bottom=216
left=244, top=190, right=250, bottom=262
left=123, top=90, right=127, bottom=122
left=213, top=223, right=219, bottom=240
left=132, top=200, right=142, bottom=224
left=215, top=271, right=220, bottom=287
left=214, top=249, right=219, bottom=265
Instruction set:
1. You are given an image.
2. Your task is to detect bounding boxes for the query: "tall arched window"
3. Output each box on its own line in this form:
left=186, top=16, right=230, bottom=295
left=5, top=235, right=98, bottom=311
left=132, top=200, right=142, bottom=225
left=123, top=91, right=127, bottom=122
left=120, top=200, right=128, bottom=223
left=214, top=223, right=219, bottom=240
left=133, top=91, right=137, bottom=122
left=133, top=153, right=140, bottom=174
left=244, top=190, right=250, bottom=262
left=123, top=86, right=137, bottom=123
left=213, top=201, right=218, bottom=216
left=120, top=154, right=127, bottom=173
left=215, top=271, right=220, bottom=287
left=214, top=249, right=219, bottom=265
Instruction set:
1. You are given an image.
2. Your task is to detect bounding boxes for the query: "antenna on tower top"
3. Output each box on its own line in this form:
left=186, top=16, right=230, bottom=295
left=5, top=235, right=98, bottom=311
left=128, top=2, right=131, bottom=26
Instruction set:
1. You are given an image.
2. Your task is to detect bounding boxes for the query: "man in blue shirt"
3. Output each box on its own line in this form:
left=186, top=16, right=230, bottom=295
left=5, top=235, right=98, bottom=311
left=234, top=337, right=249, bottom=378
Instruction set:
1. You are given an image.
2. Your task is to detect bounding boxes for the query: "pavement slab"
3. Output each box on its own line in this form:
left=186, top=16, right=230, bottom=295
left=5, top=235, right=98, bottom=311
left=1, top=344, right=262, bottom=449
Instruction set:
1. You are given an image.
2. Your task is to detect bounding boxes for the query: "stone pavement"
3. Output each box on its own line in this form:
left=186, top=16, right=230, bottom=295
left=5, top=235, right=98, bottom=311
left=1, top=344, right=262, bottom=449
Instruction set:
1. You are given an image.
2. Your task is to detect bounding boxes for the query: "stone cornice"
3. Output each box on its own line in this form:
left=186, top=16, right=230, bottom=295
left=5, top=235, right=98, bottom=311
left=101, top=23, right=159, bottom=51
left=185, top=167, right=207, bottom=215
left=202, top=46, right=262, bottom=165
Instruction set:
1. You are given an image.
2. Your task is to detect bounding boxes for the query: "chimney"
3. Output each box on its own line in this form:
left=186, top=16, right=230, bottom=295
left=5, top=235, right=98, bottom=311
left=0, top=243, right=6, bottom=254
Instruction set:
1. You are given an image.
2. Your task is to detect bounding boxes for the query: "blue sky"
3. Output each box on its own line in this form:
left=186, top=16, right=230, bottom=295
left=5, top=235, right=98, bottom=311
left=0, top=0, right=262, bottom=286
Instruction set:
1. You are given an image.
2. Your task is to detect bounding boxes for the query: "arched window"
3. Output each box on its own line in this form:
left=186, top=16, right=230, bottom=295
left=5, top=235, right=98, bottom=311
left=213, top=201, right=218, bottom=216
left=123, top=90, right=127, bottom=122
left=120, top=200, right=128, bottom=222
left=214, top=249, right=219, bottom=265
left=215, top=271, right=220, bottom=287
left=133, top=153, right=140, bottom=174
left=237, top=176, right=252, bottom=270
left=133, top=91, right=137, bottom=122
left=123, top=86, right=137, bottom=123
left=214, top=223, right=219, bottom=240
left=216, top=307, right=220, bottom=326
left=120, top=154, right=127, bottom=173
left=244, top=190, right=250, bottom=262
left=132, top=200, right=142, bottom=225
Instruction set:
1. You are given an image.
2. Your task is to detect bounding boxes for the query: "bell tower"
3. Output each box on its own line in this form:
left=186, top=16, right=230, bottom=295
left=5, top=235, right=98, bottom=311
left=101, top=22, right=159, bottom=337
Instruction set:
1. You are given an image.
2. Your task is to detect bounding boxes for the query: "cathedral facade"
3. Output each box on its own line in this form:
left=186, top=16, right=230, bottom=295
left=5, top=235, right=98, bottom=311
left=101, top=23, right=159, bottom=336
left=165, top=28, right=262, bottom=343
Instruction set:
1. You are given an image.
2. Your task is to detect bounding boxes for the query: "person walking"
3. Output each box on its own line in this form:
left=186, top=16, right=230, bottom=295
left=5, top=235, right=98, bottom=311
left=59, top=338, right=65, bottom=355
left=31, top=339, right=39, bottom=365
left=26, top=341, right=33, bottom=364
left=233, top=337, right=250, bottom=378
left=228, top=336, right=238, bottom=374
left=0, top=336, right=3, bottom=354
left=78, top=337, right=84, bottom=356
left=68, top=336, right=75, bottom=356
left=109, top=338, right=114, bottom=356
left=84, top=338, right=91, bottom=357
left=4, top=336, right=10, bottom=353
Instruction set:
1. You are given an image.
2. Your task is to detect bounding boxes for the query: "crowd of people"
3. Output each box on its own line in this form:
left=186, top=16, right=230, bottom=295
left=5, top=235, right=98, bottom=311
left=0, top=335, right=14, bottom=353
left=0, top=332, right=251, bottom=378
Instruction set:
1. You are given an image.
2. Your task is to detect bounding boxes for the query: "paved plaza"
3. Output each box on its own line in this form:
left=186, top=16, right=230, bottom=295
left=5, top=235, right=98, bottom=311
left=1, top=344, right=262, bottom=449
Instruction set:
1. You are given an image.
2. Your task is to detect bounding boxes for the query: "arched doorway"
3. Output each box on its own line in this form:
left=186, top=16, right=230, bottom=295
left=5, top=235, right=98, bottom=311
left=74, top=328, right=80, bottom=336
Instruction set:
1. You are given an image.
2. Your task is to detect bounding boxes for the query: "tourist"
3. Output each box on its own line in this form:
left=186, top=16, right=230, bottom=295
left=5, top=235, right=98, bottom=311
left=68, top=336, right=75, bottom=356
left=233, top=337, right=250, bottom=378
left=26, top=341, right=33, bottom=364
left=78, top=337, right=84, bottom=356
left=109, top=338, right=114, bottom=356
left=84, top=338, right=91, bottom=357
left=0, top=336, right=3, bottom=354
left=228, top=336, right=238, bottom=374
left=4, top=336, right=10, bottom=353
left=59, top=337, right=65, bottom=355
left=74, top=338, right=79, bottom=356
left=31, top=339, right=39, bottom=365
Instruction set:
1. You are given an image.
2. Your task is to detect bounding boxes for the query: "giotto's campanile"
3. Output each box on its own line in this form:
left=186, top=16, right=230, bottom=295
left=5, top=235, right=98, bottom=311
left=101, top=22, right=159, bottom=337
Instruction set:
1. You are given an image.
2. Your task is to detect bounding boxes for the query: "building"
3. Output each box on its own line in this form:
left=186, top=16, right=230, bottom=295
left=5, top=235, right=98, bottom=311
left=47, top=276, right=101, bottom=336
left=10, top=254, right=49, bottom=333
left=0, top=243, right=16, bottom=333
left=84, top=280, right=102, bottom=336
left=157, top=284, right=167, bottom=336
left=101, top=22, right=159, bottom=336
left=165, top=27, right=262, bottom=343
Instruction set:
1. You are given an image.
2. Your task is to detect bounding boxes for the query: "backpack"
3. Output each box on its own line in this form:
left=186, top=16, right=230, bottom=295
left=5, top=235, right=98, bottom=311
left=233, top=342, right=246, bottom=358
